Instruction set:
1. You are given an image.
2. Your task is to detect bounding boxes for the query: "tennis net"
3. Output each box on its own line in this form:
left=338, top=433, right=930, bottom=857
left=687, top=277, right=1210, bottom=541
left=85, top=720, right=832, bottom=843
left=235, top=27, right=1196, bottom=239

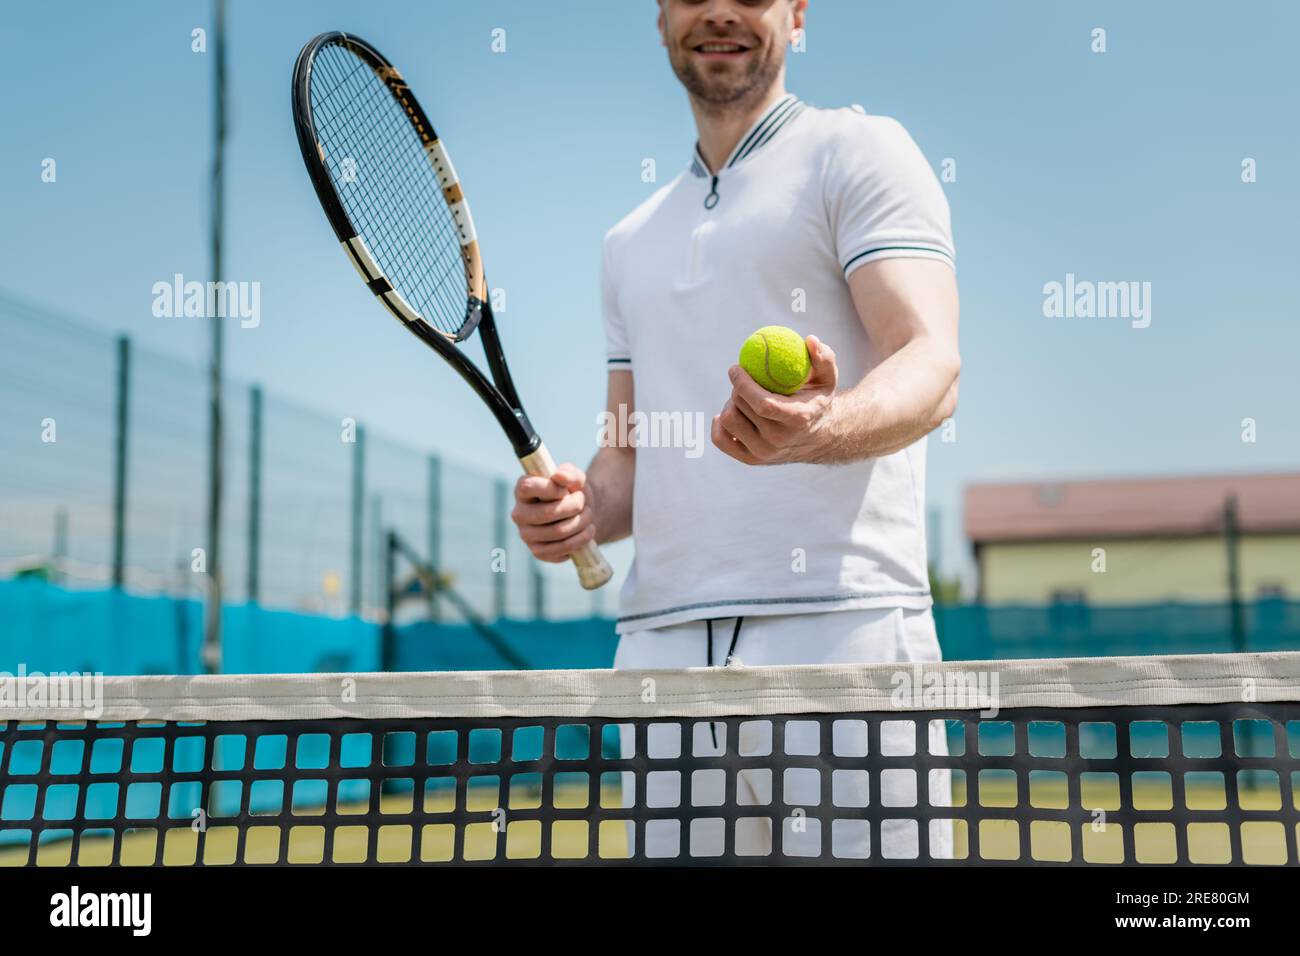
left=2, top=652, right=1297, bottom=866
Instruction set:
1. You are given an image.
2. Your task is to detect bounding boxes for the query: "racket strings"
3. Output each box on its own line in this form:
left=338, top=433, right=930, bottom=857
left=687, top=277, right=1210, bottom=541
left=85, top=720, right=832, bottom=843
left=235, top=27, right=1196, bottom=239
left=313, top=49, right=467, bottom=331
left=310, top=43, right=473, bottom=339
left=313, top=49, right=467, bottom=332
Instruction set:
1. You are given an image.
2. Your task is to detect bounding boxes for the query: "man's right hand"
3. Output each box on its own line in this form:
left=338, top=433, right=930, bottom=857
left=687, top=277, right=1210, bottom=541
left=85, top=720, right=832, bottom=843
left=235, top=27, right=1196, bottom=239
left=510, top=462, right=600, bottom=563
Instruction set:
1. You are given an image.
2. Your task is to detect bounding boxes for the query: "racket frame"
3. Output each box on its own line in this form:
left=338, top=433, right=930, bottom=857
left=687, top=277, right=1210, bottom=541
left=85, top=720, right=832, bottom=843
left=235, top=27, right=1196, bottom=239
left=292, top=32, right=612, bottom=590
left=292, top=31, right=537, bottom=457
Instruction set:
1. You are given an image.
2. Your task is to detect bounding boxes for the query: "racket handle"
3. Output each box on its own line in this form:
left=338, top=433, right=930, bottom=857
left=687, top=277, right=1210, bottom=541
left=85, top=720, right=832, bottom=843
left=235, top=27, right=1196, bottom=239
left=519, top=443, right=614, bottom=590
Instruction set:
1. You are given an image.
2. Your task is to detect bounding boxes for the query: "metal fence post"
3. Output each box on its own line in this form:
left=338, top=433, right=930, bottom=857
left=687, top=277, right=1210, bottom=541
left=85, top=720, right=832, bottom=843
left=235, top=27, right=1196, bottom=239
left=111, top=335, right=130, bottom=589
left=531, top=561, right=545, bottom=620
left=493, top=477, right=507, bottom=621
left=54, top=508, right=68, bottom=587
left=247, top=385, right=262, bottom=604
left=427, top=454, right=441, bottom=621
left=381, top=530, right=397, bottom=671
left=350, top=425, right=365, bottom=617
left=370, top=494, right=383, bottom=618
left=1224, top=495, right=1246, bottom=652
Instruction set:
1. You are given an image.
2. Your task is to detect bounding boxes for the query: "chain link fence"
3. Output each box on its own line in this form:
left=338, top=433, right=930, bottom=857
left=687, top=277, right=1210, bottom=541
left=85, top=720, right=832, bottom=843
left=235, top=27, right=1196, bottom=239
left=0, top=291, right=606, bottom=622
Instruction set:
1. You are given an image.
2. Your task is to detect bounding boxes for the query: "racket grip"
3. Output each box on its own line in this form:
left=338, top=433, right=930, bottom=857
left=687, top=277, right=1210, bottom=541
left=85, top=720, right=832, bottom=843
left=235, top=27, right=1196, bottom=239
left=519, top=444, right=614, bottom=590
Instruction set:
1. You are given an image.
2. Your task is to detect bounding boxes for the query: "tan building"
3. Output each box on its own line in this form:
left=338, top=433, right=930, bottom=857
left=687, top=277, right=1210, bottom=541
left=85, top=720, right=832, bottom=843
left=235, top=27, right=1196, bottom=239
left=965, top=473, right=1300, bottom=604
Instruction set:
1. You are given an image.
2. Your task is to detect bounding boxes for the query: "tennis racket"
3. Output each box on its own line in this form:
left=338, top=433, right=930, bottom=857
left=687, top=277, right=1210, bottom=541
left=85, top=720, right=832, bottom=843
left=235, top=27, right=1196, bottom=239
left=291, top=32, right=612, bottom=590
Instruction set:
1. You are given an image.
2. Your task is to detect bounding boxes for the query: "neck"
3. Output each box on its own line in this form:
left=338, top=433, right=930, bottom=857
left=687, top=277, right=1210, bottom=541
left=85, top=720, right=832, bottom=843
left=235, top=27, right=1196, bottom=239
left=691, top=84, right=788, bottom=173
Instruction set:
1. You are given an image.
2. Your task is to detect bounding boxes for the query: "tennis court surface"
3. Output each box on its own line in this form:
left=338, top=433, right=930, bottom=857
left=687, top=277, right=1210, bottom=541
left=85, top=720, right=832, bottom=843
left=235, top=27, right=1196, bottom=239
left=2, top=652, right=1297, bottom=866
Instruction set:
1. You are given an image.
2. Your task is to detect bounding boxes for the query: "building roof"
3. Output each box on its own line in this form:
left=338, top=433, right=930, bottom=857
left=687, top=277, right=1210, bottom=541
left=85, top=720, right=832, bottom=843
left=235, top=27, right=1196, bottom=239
left=965, top=473, right=1300, bottom=544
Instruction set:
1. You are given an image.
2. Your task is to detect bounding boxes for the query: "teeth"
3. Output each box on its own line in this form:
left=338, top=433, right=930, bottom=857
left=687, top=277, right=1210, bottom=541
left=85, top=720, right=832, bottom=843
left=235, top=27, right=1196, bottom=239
left=699, top=43, right=743, bottom=52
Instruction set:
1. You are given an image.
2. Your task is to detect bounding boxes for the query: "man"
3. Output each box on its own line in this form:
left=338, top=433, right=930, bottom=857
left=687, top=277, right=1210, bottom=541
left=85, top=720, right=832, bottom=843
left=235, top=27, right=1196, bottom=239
left=512, top=0, right=959, bottom=861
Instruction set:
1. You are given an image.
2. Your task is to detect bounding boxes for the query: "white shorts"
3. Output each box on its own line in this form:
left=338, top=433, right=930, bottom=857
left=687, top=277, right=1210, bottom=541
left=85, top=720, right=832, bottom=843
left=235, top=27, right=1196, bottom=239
left=613, top=607, right=954, bottom=863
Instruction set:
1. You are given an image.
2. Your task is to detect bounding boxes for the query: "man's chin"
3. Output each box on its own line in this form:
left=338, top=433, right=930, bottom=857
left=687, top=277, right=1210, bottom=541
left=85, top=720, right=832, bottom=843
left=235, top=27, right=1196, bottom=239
left=683, top=72, right=753, bottom=105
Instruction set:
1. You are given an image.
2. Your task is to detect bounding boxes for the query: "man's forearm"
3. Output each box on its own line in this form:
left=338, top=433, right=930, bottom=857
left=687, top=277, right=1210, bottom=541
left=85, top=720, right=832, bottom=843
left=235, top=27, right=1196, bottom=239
left=808, top=337, right=959, bottom=465
left=586, top=444, right=635, bottom=544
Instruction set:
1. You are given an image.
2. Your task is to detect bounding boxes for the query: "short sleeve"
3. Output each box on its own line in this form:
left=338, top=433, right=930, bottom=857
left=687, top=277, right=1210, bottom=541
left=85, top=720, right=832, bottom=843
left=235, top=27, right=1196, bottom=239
left=601, top=231, right=632, bottom=371
left=825, top=114, right=955, bottom=278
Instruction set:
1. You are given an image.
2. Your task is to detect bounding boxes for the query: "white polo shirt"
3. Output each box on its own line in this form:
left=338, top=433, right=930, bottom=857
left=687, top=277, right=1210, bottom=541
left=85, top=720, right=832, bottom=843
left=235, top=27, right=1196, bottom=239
left=602, top=94, right=954, bottom=634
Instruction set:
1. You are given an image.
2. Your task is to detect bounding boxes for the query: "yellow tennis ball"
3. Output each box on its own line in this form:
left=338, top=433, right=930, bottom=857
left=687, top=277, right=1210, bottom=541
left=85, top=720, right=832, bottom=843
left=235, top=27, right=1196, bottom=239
left=738, top=326, right=811, bottom=395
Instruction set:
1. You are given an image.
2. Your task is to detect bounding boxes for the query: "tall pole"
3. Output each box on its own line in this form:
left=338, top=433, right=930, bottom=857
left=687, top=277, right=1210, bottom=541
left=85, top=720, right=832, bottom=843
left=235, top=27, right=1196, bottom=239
left=202, top=0, right=228, bottom=674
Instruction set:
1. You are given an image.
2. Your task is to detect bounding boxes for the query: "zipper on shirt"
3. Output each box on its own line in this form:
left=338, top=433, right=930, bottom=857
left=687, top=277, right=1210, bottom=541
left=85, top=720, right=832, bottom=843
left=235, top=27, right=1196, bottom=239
left=703, top=174, right=719, bottom=209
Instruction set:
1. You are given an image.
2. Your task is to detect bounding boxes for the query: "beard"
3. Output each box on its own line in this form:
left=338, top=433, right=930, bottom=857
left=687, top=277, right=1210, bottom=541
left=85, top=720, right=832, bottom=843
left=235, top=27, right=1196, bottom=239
left=668, top=40, right=784, bottom=112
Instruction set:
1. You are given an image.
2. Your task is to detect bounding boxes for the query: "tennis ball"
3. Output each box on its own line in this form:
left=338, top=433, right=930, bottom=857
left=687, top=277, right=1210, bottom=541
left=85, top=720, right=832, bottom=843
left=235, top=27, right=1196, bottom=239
left=738, top=326, right=811, bottom=395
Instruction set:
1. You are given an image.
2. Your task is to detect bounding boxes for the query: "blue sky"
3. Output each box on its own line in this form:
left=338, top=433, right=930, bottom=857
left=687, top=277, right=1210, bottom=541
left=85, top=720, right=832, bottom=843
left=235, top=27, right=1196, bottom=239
left=2, top=0, right=1297, bottom=589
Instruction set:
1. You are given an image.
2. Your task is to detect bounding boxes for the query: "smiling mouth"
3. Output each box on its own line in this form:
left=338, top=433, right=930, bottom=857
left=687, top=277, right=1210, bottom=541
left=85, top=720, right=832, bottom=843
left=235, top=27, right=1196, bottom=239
left=693, top=41, right=751, bottom=57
